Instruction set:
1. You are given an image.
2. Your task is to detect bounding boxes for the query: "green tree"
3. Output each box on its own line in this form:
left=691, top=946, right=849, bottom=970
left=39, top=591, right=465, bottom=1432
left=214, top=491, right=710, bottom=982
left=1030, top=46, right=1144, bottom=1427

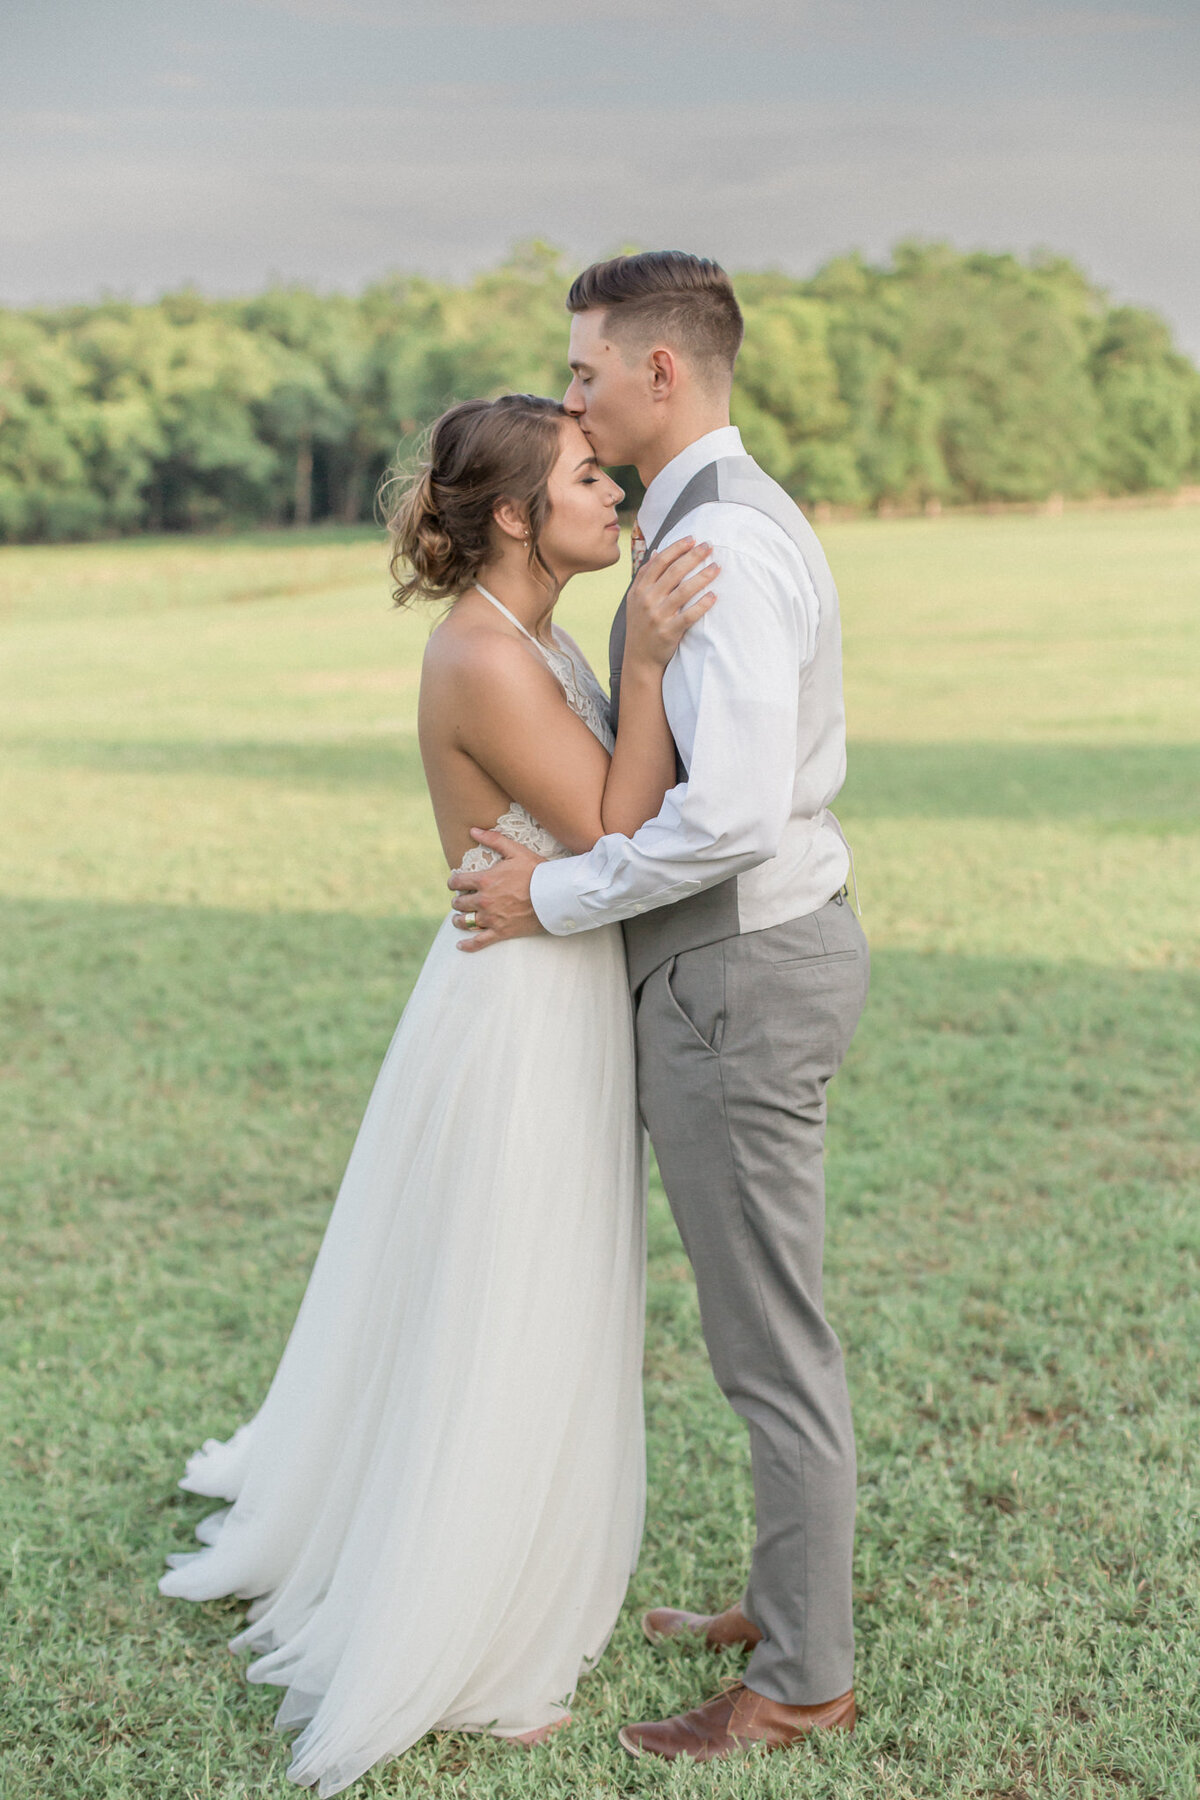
left=1090, top=306, right=1200, bottom=493
left=64, top=305, right=169, bottom=530
left=811, top=244, right=1101, bottom=506
left=0, top=312, right=105, bottom=539
left=364, top=242, right=571, bottom=487
left=2, top=244, right=1198, bottom=543
left=238, top=288, right=369, bottom=524
left=732, top=290, right=864, bottom=504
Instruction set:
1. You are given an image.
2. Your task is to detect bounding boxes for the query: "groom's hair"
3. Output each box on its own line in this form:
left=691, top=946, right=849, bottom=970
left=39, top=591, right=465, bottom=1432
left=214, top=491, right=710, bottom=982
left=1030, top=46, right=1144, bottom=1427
left=567, top=251, right=743, bottom=387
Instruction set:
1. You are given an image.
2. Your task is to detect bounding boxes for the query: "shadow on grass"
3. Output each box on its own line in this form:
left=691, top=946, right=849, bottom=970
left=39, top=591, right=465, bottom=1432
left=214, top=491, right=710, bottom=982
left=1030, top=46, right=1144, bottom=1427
left=1, top=735, right=426, bottom=788
left=838, top=739, right=1200, bottom=825
left=8, top=738, right=1200, bottom=824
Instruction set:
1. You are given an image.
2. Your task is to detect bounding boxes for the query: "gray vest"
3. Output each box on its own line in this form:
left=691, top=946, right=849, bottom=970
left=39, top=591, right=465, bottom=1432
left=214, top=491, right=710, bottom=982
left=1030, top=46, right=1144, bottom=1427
left=609, top=456, right=846, bottom=990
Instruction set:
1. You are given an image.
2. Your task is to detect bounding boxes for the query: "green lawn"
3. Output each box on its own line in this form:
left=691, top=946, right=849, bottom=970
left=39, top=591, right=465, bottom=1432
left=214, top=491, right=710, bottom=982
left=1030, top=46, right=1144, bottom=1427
left=2, top=510, right=1198, bottom=1799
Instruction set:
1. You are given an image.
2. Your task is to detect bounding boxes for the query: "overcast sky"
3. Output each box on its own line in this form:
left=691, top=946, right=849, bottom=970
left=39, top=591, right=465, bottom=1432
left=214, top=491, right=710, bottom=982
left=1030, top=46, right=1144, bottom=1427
left=4, top=0, right=1199, bottom=354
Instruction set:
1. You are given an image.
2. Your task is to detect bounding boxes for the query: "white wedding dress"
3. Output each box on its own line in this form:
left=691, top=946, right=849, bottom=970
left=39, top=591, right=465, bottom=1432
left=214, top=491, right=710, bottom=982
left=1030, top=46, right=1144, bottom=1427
left=160, top=591, right=646, bottom=1796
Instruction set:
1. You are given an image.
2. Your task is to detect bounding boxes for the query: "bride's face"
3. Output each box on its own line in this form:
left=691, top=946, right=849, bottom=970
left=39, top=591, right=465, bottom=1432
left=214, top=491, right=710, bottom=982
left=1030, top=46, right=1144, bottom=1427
left=537, top=420, right=625, bottom=580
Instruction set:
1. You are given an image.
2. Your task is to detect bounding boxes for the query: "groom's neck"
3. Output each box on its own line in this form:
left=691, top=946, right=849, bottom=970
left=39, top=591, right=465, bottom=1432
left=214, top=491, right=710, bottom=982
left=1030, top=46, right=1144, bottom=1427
left=637, top=400, right=732, bottom=488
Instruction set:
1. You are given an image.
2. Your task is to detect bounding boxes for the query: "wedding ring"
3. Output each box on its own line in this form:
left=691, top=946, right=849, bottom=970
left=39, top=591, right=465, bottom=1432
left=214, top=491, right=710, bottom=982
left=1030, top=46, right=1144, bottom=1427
left=463, top=911, right=478, bottom=930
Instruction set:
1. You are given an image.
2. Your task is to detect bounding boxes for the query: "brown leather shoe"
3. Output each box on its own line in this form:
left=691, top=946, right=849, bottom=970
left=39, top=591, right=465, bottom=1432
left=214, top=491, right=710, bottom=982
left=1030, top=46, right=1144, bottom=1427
left=641, top=1601, right=763, bottom=1651
left=618, top=1681, right=855, bottom=1761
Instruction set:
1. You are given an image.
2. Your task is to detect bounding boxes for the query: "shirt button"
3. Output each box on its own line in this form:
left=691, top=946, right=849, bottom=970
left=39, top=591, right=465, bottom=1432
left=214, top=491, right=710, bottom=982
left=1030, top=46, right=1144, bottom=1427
left=562, top=917, right=576, bottom=930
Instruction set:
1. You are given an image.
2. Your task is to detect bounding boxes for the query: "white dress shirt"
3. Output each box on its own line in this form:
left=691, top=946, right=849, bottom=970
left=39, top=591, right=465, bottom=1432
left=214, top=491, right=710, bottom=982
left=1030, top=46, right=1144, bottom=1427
left=530, top=426, right=850, bottom=937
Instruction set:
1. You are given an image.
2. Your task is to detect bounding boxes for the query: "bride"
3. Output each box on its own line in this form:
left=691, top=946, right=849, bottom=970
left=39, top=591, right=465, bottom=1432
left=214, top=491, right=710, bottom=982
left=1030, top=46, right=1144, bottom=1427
left=159, top=392, right=719, bottom=1795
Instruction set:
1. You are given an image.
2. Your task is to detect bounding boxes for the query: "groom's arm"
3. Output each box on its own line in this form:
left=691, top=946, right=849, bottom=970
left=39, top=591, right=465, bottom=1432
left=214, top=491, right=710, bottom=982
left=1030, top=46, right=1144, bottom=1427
left=527, top=536, right=816, bottom=935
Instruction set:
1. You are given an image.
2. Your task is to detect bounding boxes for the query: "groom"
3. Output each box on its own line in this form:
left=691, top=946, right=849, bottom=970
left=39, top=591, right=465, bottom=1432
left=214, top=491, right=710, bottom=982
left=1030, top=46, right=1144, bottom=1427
left=449, top=251, right=869, bottom=1761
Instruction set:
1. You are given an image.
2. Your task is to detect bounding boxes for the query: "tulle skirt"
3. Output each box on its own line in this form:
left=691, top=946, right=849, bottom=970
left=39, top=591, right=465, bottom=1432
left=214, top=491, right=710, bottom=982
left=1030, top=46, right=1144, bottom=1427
left=160, top=914, right=646, bottom=1795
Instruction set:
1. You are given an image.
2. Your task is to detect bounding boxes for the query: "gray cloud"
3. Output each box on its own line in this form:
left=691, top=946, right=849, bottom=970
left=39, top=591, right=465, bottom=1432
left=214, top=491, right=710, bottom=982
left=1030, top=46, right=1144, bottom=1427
left=2, top=1, right=1197, bottom=354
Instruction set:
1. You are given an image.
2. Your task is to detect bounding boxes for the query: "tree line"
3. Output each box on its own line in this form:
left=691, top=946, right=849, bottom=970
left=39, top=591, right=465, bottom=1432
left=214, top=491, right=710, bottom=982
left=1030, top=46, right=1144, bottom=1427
left=2, top=240, right=1198, bottom=542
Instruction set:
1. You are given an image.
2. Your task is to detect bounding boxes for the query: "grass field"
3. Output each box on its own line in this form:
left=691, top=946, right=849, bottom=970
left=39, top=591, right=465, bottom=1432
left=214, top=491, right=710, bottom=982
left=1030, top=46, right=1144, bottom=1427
left=1, top=510, right=1198, bottom=1799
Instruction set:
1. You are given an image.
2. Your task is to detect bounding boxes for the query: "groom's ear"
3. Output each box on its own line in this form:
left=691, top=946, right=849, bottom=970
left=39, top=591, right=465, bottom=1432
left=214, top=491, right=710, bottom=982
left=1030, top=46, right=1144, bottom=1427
left=647, top=345, right=680, bottom=401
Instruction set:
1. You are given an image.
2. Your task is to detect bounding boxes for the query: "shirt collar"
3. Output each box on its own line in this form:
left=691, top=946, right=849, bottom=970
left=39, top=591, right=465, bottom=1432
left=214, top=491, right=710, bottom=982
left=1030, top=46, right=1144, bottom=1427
left=637, top=426, right=745, bottom=548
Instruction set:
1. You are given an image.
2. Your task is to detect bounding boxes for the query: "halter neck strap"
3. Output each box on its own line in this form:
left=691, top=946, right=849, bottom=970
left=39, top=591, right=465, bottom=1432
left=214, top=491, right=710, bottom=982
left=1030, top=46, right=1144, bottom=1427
left=474, top=584, right=538, bottom=643
left=473, top=585, right=562, bottom=664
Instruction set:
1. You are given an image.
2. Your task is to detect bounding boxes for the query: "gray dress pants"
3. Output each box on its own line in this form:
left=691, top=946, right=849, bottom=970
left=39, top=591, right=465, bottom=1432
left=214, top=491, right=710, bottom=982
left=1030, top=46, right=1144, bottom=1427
left=635, top=892, right=869, bottom=1705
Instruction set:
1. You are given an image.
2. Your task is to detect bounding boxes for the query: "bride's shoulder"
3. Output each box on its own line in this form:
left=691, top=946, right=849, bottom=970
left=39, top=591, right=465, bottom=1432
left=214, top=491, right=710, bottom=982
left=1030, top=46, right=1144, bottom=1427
left=422, top=610, right=557, bottom=700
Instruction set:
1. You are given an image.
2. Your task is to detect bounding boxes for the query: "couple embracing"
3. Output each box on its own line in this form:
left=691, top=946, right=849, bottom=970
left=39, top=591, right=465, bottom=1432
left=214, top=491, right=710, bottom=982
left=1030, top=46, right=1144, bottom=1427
left=160, top=251, right=869, bottom=1794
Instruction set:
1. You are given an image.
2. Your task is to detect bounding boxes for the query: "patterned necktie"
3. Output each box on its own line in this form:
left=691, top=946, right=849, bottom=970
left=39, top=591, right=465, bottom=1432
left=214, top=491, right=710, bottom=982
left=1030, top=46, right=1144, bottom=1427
left=630, top=522, right=647, bottom=577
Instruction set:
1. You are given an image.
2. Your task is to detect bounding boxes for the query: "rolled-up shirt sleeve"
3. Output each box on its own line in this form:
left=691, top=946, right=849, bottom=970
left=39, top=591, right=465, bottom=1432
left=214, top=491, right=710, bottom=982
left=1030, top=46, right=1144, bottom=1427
left=530, top=538, right=817, bottom=935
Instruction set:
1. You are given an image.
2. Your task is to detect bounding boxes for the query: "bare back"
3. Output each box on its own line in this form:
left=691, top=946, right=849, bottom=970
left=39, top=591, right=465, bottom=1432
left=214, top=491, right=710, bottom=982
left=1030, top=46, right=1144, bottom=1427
left=418, top=591, right=614, bottom=870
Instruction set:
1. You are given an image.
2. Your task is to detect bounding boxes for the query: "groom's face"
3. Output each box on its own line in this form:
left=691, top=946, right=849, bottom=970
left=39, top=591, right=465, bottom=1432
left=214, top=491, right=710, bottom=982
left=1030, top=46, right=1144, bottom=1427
left=564, top=310, right=652, bottom=470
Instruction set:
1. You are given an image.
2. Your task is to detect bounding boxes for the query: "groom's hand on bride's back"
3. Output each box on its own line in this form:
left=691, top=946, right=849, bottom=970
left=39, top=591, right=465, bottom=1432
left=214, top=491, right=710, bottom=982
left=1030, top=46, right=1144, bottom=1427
left=448, top=831, right=546, bottom=951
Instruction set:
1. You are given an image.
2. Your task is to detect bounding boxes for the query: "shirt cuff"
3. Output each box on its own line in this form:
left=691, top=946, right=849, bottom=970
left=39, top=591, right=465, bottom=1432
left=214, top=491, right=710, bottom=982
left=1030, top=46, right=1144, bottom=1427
left=529, top=857, right=588, bottom=936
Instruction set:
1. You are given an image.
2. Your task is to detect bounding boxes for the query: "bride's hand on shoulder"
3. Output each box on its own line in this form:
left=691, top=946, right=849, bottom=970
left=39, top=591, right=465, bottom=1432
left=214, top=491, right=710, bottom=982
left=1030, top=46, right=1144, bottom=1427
left=624, top=537, right=720, bottom=670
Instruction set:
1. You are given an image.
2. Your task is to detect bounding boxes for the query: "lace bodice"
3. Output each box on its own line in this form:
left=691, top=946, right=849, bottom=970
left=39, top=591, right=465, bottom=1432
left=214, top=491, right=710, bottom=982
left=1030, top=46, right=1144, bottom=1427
left=459, top=587, right=614, bottom=875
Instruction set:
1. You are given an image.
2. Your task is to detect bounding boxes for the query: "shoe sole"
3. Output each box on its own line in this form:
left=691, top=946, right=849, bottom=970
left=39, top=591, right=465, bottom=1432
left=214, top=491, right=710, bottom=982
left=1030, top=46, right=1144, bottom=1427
left=618, top=1695, right=856, bottom=1762
left=618, top=1718, right=855, bottom=1763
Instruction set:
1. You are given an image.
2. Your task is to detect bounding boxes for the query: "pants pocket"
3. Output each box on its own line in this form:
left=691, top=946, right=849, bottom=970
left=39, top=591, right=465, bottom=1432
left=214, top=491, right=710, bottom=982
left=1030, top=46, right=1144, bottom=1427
left=664, top=952, right=725, bottom=1055
left=771, top=949, right=860, bottom=967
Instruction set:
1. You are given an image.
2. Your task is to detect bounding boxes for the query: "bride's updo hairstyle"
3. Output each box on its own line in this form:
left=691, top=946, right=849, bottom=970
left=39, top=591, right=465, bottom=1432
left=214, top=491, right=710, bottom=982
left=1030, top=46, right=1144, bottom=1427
left=387, top=394, right=567, bottom=607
